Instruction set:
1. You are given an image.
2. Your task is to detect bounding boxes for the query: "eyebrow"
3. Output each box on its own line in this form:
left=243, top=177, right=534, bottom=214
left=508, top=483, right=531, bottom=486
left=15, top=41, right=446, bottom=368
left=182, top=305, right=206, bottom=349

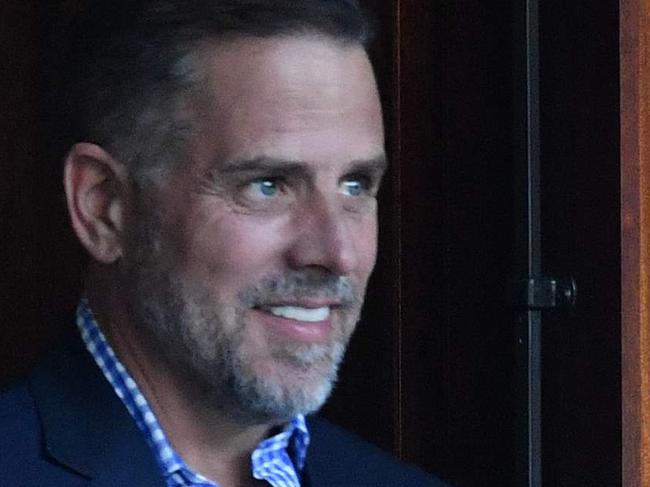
left=214, top=154, right=389, bottom=176
left=348, top=154, right=388, bottom=176
left=216, top=157, right=308, bottom=177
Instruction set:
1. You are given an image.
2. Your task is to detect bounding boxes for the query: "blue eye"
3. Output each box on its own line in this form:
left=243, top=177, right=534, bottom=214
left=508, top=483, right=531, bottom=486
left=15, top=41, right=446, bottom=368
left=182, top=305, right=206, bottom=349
left=253, top=179, right=278, bottom=197
left=342, top=179, right=365, bottom=197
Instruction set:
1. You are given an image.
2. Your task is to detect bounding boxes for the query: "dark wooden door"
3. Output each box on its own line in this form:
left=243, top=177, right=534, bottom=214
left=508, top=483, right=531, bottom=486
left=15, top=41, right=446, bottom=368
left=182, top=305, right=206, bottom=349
left=327, top=1, right=622, bottom=486
left=327, top=1, right=519, bottom=485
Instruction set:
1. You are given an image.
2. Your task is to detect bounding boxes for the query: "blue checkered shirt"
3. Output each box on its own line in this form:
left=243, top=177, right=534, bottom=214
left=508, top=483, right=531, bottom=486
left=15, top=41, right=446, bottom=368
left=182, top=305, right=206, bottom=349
left=76, top=298, right=310, bottom=487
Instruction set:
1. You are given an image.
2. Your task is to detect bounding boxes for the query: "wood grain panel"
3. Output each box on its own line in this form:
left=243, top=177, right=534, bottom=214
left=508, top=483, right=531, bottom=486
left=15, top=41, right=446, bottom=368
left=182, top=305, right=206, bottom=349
left=621, top=0, right=650, bottom=485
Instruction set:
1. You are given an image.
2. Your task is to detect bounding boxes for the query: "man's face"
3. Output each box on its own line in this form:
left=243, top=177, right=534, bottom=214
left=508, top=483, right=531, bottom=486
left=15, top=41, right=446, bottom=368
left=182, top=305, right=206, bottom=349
left=122, top=36, right=385, bottom=424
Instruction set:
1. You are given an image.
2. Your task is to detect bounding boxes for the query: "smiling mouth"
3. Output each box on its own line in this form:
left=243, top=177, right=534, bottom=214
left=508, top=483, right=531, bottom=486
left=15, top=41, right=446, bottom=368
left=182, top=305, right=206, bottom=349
left=259, top=305, right=331, bottom=323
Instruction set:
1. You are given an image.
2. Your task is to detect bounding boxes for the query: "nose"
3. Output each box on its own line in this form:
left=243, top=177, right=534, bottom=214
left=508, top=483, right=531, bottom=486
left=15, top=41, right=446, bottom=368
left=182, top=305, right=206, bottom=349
left=286, top=193, right=360, bottom=276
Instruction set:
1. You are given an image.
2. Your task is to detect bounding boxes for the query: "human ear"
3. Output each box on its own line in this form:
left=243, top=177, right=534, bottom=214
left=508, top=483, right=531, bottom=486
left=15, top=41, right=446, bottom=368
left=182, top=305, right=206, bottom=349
left=63, top=143, right=130, bottom=264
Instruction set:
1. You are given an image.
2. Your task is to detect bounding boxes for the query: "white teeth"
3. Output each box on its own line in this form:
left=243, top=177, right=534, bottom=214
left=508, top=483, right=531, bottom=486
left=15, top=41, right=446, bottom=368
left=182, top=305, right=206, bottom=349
left=267, top=306, right=330, bottom=322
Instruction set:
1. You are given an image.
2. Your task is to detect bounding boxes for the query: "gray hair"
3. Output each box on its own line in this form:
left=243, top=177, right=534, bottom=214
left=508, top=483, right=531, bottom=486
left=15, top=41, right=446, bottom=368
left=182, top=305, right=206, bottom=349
left=62, top=0, right=373, bottom=183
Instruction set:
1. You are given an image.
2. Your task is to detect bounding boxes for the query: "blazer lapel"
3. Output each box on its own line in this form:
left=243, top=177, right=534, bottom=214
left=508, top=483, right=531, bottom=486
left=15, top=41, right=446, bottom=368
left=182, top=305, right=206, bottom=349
left=28, top=334, right=163, bottom=486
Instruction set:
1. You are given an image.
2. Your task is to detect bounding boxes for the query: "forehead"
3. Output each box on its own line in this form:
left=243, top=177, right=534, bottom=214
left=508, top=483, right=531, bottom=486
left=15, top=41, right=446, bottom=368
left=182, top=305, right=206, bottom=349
left=190, top=35, right=385, bottom=167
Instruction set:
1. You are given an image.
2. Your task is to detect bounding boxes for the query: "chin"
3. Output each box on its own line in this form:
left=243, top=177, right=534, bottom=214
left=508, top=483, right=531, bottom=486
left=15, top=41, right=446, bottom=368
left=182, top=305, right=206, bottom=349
left=222, top=355, right=341, bottom=424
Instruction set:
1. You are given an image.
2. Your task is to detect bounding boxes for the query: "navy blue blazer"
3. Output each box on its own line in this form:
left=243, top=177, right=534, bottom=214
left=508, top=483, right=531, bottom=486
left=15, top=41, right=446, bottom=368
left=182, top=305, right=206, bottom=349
left=0, top=335, right=448, bottom=486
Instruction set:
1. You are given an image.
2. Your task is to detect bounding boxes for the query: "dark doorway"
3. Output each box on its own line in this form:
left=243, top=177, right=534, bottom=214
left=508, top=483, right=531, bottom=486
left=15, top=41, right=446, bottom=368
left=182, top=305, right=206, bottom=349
left=326, top=1, right=621, bottom=486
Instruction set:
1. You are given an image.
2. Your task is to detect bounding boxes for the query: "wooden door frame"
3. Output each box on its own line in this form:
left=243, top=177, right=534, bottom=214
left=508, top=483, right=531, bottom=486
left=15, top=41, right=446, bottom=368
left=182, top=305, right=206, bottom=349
left=621, top=0, right=650, bottom=485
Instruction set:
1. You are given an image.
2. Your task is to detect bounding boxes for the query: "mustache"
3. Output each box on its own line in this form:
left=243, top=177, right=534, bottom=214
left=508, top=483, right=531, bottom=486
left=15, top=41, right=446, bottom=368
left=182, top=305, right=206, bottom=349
left=238, top=271, right=361, bottom=308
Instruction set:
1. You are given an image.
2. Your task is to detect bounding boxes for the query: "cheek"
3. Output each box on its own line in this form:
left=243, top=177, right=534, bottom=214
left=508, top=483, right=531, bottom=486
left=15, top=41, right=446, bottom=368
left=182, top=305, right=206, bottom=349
left=182, top=211, right=289, bottom=281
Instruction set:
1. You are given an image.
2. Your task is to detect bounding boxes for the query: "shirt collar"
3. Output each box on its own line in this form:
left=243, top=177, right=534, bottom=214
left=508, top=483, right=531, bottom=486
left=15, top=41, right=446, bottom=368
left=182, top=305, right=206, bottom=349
left=76, top=297, right=310, bottom=487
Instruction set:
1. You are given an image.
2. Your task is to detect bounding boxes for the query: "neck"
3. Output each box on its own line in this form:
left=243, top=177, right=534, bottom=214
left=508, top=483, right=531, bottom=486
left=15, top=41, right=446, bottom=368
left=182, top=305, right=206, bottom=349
left=85, top=271, right=274, bottom=486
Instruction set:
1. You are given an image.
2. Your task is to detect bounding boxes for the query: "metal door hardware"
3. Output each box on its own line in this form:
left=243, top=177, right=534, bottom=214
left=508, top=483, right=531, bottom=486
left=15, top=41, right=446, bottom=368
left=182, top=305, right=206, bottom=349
left=508, top=277, right=577, bottom=310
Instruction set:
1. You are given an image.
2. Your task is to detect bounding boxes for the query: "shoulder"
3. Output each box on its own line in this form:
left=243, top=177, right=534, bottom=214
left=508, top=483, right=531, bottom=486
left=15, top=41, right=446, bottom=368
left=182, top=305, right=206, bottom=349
left=306, top=416, right=451, bottom=487
left=0, top=379, right=40, bottom=448
left=0, top=341, right=96, bottom=486
left=0, top=379, right=79, bottom=485
left=0, top=379, right=38, bottom=437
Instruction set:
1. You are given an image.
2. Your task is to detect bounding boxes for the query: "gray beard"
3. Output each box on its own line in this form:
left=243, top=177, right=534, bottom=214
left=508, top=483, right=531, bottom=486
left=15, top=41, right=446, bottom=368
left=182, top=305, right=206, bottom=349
left=120, top=211, right=361, bottom=425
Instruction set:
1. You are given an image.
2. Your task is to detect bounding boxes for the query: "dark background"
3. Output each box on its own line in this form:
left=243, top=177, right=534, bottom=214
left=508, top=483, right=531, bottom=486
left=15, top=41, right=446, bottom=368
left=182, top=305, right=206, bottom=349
left=1, top=1, right=621, bottom=486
